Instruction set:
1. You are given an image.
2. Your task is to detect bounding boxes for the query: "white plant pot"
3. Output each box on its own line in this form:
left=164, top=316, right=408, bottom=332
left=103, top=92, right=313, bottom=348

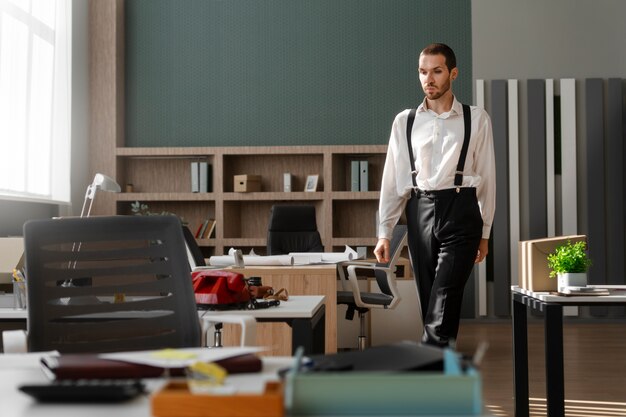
left=557, top=272, right=587, bottom=292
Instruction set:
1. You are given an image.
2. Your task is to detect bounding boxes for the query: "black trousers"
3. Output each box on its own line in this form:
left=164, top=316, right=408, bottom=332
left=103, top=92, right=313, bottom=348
left=405, top=187, right=483, bottom=347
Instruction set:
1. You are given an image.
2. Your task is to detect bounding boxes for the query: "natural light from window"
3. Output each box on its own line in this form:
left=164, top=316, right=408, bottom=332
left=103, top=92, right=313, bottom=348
left=0, top=0, right=71, bottom=203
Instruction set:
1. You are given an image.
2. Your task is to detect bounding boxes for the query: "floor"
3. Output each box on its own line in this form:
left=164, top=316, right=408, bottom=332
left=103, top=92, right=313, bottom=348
left=455, top=319, right=626, bottom=417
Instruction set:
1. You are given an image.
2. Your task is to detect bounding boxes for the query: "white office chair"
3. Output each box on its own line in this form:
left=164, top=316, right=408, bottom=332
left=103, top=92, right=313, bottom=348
left=337, top=225, right=408, bottom=351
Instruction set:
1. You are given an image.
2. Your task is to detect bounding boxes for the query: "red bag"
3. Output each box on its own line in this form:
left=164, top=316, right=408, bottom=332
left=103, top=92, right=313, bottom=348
left=191, top=270, right=251, bottom=309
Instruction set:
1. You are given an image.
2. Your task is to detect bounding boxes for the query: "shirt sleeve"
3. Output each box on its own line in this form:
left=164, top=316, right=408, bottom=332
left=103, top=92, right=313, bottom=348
left=472, top=109, right=496, bottom=239
left=378, top=112, right=412, bottom=240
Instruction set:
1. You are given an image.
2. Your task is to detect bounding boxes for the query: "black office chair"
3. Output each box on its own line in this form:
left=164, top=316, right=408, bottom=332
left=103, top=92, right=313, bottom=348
left=22, top=215, right=203, bottom=353
left=337, top=224, right=408, bottom=351
left=266, top=205, right=323, bottom=255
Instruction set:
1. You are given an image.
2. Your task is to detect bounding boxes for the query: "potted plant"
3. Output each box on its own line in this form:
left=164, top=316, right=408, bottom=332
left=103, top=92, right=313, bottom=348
left=547, top=240, right=592, bottom=291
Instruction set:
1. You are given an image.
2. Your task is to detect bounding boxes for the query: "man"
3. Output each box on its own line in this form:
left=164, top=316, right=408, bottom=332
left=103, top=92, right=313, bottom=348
left=373, top=43, right=495, bottom=347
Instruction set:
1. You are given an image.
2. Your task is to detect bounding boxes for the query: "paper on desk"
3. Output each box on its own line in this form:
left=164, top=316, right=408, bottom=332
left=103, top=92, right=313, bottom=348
left=209, top=252, right=294, bottom=267
left=0, top=351, right=59, bottom=369
left=290, top=245, right=358, bottom=264
left=100, top=346, right=264, bottom=369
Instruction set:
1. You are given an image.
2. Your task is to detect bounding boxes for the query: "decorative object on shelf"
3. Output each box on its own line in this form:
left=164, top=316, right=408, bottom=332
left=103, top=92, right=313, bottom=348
left=304, top=174, right=319, bottom=192
left=125, top=183, right=134, bottom=193
left=547, top=240, right=592, bottom=292
left=283, top=172, right=292, bottom=192
left=130, top=201, right=188, bottom=225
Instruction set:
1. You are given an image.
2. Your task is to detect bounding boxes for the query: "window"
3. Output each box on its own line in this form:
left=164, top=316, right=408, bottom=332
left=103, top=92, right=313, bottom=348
left=0, top=0, right=71, bottom=203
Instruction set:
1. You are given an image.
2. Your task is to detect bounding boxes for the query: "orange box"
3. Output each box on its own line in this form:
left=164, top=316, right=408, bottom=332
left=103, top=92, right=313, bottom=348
left=152, top=381, right=283, bottom=417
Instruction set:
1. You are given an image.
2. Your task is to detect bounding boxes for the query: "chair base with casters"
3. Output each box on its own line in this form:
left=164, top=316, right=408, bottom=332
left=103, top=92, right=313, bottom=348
left=337, top=225, right=408, bottom=351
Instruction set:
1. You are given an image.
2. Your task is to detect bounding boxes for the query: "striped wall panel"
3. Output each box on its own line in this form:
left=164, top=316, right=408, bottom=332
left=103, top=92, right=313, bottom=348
left=560, top=79, right=578, bottom=235
left=606, top=78, right=625, bottom=288
left=585, top=79, right=607, bottom=317
left=475, top=79, right=487, bottom=317
left=508, top=80, right=520, bottom=289
left=490, top=80, right=510, bottom=317
left=545, top=79, right=556, bottom=237
left=527, top=80, right=547, bottom=239
left=477, top=77, right=625, bottom=318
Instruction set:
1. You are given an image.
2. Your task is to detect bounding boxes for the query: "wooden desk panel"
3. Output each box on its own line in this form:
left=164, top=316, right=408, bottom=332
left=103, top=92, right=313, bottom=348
left=223, top=265, right=337, bottom=356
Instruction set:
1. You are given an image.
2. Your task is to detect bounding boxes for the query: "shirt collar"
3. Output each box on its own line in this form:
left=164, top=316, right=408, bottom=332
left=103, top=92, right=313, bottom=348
left=417, top=95, right=462, bottom=117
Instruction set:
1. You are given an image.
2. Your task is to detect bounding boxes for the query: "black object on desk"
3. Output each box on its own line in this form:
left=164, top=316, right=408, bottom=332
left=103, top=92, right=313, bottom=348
left=19, top=379, right=145, bottom=403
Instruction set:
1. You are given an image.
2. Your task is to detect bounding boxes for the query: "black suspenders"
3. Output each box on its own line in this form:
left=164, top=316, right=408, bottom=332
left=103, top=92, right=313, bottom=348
left=406, top=104, right=471, bottom=190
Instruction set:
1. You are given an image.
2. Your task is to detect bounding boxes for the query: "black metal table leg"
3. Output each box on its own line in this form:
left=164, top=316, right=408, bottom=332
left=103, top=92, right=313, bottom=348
left=513, top=294, right=529, bottom=417
left=291, top=303, right=326, bottom=355
left=544, top=303, right=565, bottom=417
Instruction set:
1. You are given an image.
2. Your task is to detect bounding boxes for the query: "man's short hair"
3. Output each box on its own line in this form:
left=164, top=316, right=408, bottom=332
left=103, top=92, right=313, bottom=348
left=421, top=43, right=457, bottom=71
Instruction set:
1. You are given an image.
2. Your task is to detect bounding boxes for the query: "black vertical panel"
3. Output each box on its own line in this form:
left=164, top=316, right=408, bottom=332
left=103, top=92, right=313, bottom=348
left=585, top=79, right=607, bottom=317
left=490, top=80, right=510, bottom=317
left=527, top=80, right=547, bottom=239
left=606, top=78, right=625, bottom=316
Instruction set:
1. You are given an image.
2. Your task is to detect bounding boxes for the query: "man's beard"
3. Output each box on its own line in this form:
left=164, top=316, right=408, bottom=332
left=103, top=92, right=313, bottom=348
left=424, top=79, right=451, bottom=100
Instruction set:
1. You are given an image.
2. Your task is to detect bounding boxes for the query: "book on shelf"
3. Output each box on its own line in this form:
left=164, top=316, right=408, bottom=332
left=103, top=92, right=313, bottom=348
left=203, top=219, right=216, bottom=239
left=196, top=219, right=209, bottom=238
left=351, top=161, right=360, bottom=191
left=190, top=162, right=200, bottom=192
left=191, top=161, right=212, bottom=193
left=359, top=160, right=369, bottom=192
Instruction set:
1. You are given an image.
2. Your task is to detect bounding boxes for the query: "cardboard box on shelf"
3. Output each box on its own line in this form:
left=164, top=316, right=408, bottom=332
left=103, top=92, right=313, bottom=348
left=234, top=175, right=262, bottom=192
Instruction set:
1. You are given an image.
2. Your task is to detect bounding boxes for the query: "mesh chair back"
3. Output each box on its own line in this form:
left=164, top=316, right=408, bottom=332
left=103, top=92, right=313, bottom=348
left=266, top=205, right=323, bottom=255
left=23, top=215, right=202, bottom=353
left=375, top=225, right=408, bottom=296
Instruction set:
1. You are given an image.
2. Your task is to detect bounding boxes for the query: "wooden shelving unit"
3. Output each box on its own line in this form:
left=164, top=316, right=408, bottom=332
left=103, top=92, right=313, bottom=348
left=111, top=145, right=387, bottom=258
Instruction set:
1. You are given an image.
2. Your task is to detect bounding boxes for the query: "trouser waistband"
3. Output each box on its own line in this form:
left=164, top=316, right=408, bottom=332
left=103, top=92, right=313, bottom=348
left=412, top=187, right=476, bottom=198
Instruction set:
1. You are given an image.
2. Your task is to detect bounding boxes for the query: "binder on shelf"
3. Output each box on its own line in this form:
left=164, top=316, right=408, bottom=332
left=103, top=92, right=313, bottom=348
left=199, top=162, right=209, bottom=193
left=190, top=162, right=200, bottom=193
left=351, top=161, right=360, bottom=191
left=283, top=173, right=292, bottom=192
left=359, top=160, right=369, bottom=192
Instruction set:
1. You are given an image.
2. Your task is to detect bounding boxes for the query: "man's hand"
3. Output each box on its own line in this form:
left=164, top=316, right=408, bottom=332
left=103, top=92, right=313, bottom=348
left=373, top=238, right=390, bottom=263
left=475, top=238, right=489, bottom=263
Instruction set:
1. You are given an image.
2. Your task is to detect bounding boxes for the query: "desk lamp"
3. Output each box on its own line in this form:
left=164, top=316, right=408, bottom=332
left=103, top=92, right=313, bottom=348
left=80, top=173, right=121, bottom=218
left=66, top=173, right=121, bottom=279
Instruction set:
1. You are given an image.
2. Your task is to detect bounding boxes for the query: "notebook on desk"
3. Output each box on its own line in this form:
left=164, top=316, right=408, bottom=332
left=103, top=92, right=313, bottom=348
left=40, top=353, right=262, bottom=380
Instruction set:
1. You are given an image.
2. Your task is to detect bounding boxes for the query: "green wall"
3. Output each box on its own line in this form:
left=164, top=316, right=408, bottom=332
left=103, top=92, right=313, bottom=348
left=125, top=0, right=472, bottom=147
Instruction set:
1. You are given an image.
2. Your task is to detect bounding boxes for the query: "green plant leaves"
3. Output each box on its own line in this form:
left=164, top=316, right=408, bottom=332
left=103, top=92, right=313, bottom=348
left=547, top=240, right=592, bottom=278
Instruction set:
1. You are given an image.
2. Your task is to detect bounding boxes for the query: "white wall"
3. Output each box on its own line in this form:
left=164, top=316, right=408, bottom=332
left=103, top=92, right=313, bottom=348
left=472, top=0, right=626, bottom=80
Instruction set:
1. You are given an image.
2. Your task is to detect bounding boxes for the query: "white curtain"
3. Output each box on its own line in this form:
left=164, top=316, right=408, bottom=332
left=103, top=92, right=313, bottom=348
left=0, top=0, right=72, bottom=204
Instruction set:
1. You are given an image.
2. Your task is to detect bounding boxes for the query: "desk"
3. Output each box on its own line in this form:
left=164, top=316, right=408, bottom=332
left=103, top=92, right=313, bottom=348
left=511, top=286, right=626, bottom=417
left=0, top=352, right=290, bottom=417
left=228, top=265, right=337, bottom=355
left=204, top=295, right=326, bottom=356
left=0, top=296, right=325, bottom=356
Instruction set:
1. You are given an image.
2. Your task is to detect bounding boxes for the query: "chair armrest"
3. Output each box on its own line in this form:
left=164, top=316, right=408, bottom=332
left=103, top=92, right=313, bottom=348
left=344, top=264, right=401, bottom=310
left=2, top=329, right=27, bottom=353
left=201, top=314, right=257, bottom=347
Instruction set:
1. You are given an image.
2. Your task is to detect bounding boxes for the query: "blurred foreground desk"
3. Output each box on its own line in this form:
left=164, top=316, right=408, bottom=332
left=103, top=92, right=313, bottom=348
left=1, top=352, right=492, bottom=417
left=511, top=286, right=626, bottom=417
left=228, top=265, right=337, bottom=355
